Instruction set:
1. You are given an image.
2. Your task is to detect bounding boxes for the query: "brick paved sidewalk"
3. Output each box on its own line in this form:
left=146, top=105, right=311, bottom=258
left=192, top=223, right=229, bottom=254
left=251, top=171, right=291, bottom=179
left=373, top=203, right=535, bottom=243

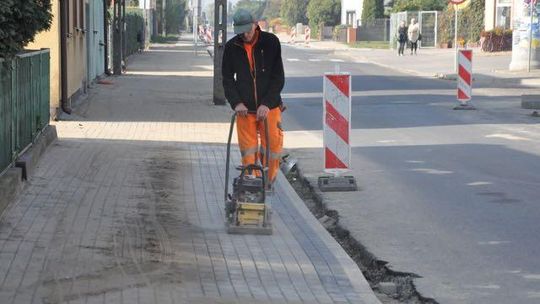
left=0, top=39, right=379, bottom=304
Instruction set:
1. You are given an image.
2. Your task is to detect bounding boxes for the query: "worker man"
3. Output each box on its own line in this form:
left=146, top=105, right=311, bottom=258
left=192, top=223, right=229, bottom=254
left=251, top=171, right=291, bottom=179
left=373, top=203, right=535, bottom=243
left=222, top=9, right=285, bottom=187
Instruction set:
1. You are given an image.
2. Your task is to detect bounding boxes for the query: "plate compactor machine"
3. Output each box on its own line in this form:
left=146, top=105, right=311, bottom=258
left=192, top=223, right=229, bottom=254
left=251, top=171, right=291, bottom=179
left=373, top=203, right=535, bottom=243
left=224, top=113, right=273, bottom=235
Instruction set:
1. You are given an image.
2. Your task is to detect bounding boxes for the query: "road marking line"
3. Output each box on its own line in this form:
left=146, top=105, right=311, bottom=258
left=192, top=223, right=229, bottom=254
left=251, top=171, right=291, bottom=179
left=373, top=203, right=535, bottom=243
left=330, top=59, right=345, bottom=62
left=523, top=274, right=540, bottom=280
left=287, top=58, right=300, bottom=62
left=485, top=133, right=531, bottom=141
left=467, top=181, right=493, bottom=186
left=468, top=285, right=501, bottom=290
left=410, top=168, right=453, bottom=175
left=478, top=241, right=510, bottom=245
left=527, top=292, right=540, bottom=298
left=308, top=58, right=322, bottom=62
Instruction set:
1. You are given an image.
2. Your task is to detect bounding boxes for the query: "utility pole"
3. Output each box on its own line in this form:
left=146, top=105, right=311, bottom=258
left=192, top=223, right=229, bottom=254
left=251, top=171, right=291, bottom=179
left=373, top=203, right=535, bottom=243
left=213, top=0, right=227, bottom=105
left=454, top=4, right=458, bottom=73
left=113, top=0, right=124, bottom=75
left=143, top=0, right=148, bottom=47
left=162, top=0, right=166, bottom=36
left=448, top=0, right=466, bottom=72
left=528, top=0, right=535, bottom=72
left=193, top=0, right=199, bottom=51
left=122, top=0, right=127, bottom=59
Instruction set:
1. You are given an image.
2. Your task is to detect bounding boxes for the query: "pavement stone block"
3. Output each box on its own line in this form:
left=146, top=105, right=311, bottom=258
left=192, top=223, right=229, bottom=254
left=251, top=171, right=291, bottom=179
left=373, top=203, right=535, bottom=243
left=0, top=39, right=380, bottom=304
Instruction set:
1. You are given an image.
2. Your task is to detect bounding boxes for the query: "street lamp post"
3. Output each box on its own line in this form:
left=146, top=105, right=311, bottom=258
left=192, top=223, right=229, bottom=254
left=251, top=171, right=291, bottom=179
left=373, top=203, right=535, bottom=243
left=528, top=0, right=535, bottom=72
left=454, top=4, right=458, bottom=72
left=122, top=0, right=126, bottom=59
left=193, top=1, right=198, bottom=51
left=113, top=0, right=124, bottom=75
left=213, top=0, right=227, bottom=105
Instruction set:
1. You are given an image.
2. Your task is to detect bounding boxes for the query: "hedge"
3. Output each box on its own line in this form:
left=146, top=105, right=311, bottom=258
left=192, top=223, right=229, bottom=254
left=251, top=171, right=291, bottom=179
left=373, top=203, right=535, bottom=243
left=125, top=8, right=145, bottom=56
left=437, top=0, right=485, bottom=46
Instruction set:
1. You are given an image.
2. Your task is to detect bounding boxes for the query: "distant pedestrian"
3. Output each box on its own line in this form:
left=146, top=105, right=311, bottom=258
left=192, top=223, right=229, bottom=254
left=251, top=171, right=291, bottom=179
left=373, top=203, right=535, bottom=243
left=408, top=18, right=420, bottom=55
left=397, top=21, right=407, bottom=56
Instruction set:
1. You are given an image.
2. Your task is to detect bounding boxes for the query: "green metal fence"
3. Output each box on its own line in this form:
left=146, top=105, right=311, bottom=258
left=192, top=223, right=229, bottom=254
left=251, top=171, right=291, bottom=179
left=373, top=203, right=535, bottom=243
left=0, top=49, right=50, bottom=175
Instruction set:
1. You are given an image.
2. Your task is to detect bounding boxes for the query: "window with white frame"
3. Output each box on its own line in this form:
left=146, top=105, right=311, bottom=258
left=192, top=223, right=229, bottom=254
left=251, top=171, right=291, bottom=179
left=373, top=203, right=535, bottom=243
left=496, top=0, right=512, bottom=29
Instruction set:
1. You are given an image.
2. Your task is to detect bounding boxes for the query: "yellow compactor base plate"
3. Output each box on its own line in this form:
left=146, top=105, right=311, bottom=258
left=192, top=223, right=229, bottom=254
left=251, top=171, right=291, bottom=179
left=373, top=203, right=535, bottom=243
left=227, top=203, right=273, bottom=235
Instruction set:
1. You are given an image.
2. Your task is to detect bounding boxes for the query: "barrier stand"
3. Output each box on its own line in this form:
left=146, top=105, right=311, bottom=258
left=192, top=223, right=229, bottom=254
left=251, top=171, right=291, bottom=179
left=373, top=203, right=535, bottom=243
left=454, top=49, right=476, bottom=110
left=318, top=67, right=358, bottom=192
left=304, top=26, right=311, bottom=45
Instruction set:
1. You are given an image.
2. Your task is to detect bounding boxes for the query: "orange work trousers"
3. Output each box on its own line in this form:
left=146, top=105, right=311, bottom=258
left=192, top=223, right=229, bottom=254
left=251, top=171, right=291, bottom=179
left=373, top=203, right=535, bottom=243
left=237, top=108, right=283, bottom=184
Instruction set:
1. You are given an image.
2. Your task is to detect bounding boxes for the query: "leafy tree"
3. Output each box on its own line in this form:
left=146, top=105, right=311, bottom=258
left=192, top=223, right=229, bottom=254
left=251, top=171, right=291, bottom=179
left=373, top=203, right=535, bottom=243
left=262, top=0, right=282, bottom=20
left=392, top=0, right=446, bottom=12
left=280, top=0, right=308, bottom=26
left=233, top=0, right=266, bottom=20
left=460, top=0, right=485, bottom=43
left=307, top=0, right=341, bottom=33
left=165, top=0, right=186, bottom=34
left=362, top=0, right=384, bottom=22
left=125, top=8, right=145, bottom=55
left=0, top=0, right=53, bottom=58
left=437, top=0, right=485, bottom=44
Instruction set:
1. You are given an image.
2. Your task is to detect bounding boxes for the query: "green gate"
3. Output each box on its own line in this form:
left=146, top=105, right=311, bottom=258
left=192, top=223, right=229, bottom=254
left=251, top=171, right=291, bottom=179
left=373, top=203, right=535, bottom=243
left=0, top=49, right=50, bottom=175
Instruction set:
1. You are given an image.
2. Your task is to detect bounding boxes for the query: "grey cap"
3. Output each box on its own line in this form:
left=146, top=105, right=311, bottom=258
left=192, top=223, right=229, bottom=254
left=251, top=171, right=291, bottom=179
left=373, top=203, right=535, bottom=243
left=233, top=9, right=255, bottom=34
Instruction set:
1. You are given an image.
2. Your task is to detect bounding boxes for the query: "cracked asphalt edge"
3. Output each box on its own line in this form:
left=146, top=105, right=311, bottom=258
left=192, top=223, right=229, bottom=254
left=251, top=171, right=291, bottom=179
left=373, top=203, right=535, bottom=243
left=284, top=163, right=439, bottom=304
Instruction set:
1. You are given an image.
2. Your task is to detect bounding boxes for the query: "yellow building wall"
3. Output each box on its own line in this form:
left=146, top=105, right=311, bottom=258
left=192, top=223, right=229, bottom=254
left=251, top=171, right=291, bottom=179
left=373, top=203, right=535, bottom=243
left=26, top=0, right=61, bottom=115
left=27, top=0, right=88, bottom=116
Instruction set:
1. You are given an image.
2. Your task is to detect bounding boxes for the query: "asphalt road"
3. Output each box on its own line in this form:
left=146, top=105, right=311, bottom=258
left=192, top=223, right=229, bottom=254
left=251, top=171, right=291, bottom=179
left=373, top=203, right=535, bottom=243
left=280, top=43, right=540, bottom=303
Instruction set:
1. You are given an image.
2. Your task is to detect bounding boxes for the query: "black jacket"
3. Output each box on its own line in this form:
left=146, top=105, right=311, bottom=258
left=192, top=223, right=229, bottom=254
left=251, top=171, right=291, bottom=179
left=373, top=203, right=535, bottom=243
left=398, top=26, right=408, bottom=43
left=222, top=28, right=285, bottom=111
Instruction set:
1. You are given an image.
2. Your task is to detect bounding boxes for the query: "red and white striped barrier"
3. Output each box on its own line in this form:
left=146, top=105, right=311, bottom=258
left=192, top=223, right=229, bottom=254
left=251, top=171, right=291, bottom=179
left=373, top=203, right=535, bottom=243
left=304, top=26, right=311, bottom=44
left=457, top=50, right=473, bottom=107
left=198, top=25, right=205, bottom=38
left=289, top=27, right=296, bottom=44
left=323, top=73, right=351, bottom=172
left=205, top=28, right=213, bottom=44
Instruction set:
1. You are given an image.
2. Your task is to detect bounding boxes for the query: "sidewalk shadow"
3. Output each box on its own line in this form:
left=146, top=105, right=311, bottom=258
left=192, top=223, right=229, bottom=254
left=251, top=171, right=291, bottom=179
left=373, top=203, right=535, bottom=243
left=74, top=43, right=232, bottom=123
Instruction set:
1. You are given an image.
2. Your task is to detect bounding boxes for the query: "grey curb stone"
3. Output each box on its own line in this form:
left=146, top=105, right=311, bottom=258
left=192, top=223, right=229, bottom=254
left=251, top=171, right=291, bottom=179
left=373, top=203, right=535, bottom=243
left=521, top=94, right=540, bottom=109
left=15, top=125, right=58, bottom=179
left=0, top=125, right=57, bottom=215
left=0, top=168, right=23, bottom=216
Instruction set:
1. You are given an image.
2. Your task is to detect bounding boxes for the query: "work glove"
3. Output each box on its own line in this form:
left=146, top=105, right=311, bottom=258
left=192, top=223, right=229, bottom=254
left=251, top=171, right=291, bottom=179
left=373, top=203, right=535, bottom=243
left=235, top=103, right=248, bottom=117
left=257, top=105, right=270, bottom=121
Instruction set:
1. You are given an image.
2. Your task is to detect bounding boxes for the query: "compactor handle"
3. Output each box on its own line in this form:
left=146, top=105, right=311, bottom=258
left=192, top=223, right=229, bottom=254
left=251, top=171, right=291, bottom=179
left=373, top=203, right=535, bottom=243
left=224, top=113, right=237, bottom=202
